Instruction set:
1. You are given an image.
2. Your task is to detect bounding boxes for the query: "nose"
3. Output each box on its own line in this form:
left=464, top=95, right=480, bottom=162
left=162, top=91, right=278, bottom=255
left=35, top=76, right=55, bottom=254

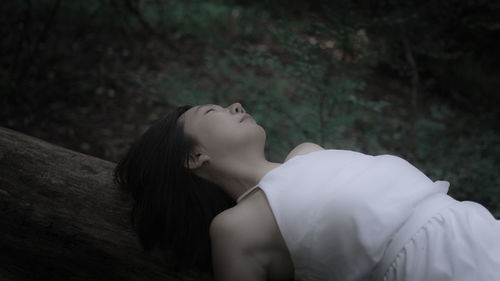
left=229, top=102, right=246, bottom=114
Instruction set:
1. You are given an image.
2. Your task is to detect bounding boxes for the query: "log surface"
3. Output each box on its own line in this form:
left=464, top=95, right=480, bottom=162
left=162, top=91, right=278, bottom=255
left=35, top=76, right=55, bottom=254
left=0, top=126, right=207, bottom=281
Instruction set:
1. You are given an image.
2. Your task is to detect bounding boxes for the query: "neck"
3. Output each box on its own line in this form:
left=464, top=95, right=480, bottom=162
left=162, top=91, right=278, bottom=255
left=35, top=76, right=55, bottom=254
left=207, top=152, right=282, bottom=202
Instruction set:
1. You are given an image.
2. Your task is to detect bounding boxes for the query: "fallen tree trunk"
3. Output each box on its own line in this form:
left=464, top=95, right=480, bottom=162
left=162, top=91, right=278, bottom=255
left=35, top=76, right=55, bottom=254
left=0, top=126, right=210, bottom=281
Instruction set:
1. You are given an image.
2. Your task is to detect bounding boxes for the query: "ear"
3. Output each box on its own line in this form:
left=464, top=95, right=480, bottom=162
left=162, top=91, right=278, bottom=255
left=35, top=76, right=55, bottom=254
left=185, top=151, right=210, bottom=170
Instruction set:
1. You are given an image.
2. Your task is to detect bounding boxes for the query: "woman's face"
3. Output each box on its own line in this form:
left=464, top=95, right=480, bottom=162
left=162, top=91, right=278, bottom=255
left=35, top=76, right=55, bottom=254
left=178, top=102, right=266, bottom=166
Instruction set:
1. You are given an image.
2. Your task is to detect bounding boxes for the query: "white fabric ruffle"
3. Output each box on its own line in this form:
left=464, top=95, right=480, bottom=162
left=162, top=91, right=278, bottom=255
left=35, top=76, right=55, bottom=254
left=383, top=200, right=500, bottom=281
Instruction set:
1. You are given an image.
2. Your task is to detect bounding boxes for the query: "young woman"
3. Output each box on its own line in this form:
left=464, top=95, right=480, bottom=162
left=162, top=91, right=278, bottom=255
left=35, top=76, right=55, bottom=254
left=114, top=102, right=500, bottom=281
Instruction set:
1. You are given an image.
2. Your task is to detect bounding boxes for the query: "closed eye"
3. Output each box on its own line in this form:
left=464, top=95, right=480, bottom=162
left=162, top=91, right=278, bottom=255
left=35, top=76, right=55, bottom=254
left=206, top=108, right=215, bottom=114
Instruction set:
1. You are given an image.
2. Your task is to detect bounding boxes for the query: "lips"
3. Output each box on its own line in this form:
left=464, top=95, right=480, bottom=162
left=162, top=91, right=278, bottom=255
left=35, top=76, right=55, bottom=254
left=240, top=113, right=253, bottom=122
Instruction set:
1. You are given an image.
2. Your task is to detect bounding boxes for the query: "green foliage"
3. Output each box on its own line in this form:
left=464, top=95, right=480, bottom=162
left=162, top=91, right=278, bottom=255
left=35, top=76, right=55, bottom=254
left=141, top=15, right=375, bottom=161
left=413, top=107, right=500, bottom=215
left=134, top=0, right=499, bottom=215
left=2, top=0, right=498, bottom=215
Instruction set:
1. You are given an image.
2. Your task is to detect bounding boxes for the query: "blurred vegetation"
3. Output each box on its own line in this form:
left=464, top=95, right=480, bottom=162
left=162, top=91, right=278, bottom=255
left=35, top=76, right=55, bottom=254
left=1, top=0, right=499, bottom=217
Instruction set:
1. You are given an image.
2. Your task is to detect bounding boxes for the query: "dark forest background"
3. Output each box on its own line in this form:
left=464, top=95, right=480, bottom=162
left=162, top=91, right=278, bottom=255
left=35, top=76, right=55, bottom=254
left=1, top=0, right=499, bottom=216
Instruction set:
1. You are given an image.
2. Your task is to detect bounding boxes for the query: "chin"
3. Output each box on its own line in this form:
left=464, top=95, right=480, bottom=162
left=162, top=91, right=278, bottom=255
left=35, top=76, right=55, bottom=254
left=249, top=122, right=264, bottom=134
left=255, top=125, right=267, bottom=146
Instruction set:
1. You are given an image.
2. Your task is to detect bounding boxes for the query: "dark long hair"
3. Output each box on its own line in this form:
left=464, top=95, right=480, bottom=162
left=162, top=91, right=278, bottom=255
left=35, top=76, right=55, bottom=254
left=113, top=105, right=236, bottom=275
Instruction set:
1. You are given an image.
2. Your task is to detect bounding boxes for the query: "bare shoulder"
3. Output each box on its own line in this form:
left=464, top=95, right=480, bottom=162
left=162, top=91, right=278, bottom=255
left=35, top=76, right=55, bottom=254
left=209, top=208, right=269, bottom=281
left=284, top=142, right=325, bottom=162
left=209, top=208, right=242, bottom=240
left=209, top=190, right=295, bottom=280
left=209, top=204, right=270, bottom=250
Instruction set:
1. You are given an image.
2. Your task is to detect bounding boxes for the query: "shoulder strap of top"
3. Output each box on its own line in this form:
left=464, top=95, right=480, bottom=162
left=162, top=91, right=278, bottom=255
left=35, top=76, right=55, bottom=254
left=236, top=184, right=260, bottom=203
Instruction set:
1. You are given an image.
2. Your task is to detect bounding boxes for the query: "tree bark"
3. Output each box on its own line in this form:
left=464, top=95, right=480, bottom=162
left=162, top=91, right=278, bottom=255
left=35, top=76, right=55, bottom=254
left=0, top=126, right=209, bottom=281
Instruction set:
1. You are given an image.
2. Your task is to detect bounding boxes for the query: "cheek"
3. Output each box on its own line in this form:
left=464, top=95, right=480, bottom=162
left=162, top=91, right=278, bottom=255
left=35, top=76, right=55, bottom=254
left=201, top=119, right=264, bottom=152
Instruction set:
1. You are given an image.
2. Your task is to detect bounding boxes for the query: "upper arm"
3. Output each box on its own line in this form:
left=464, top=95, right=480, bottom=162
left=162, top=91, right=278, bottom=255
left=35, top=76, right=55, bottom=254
left=285, top=142, right=324, bottom=162
left=209, top=214, right=267, bottom=281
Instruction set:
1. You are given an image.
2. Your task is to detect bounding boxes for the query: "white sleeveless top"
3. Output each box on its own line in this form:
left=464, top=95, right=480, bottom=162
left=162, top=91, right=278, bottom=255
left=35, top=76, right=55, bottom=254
left=236, top=149, right=453, bottom=281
